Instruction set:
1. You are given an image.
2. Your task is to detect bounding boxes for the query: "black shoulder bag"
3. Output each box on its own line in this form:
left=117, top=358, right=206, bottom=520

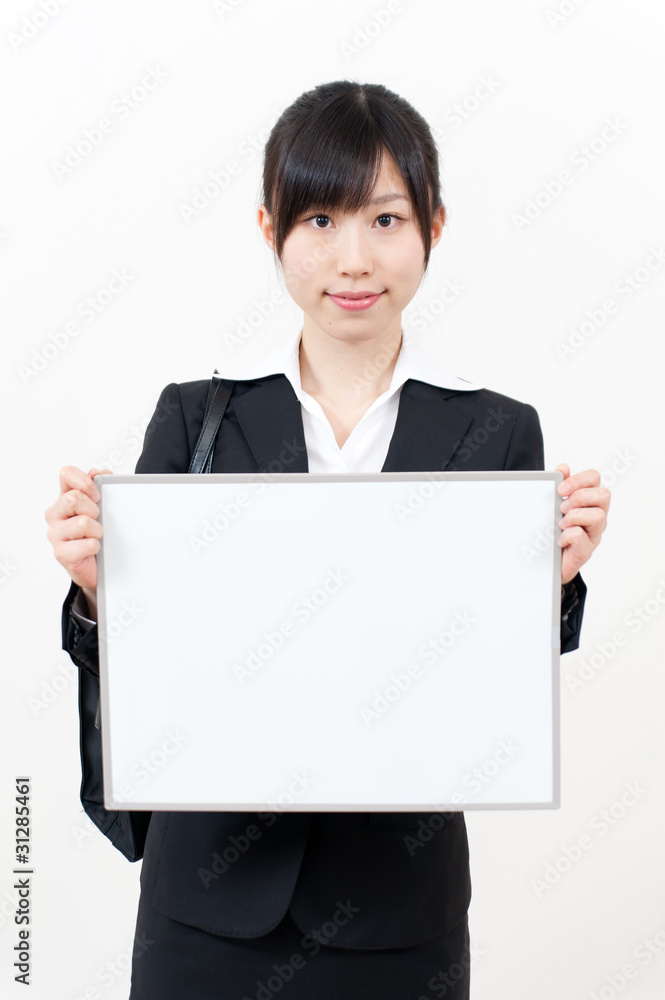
left=75, top=373, right=235, bottom=862
left=188, top=371, right=234, bottom=474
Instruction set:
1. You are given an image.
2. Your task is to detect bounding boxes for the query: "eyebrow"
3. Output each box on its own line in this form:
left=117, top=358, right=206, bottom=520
left=367, top=192, right=409, bottom=205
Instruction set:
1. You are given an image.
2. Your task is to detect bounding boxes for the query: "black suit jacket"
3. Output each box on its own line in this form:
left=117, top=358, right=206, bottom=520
left=62, top=374, right=586, bottom=950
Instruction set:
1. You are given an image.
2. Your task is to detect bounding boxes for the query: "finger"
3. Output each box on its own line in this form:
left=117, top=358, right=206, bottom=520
left=51, top=535, right=101, bottom=568
left=558, top=506, right=606, bottom=545
left=557, top=523, right=593, bottom=558
left=554, top=464, right=570, bottom=495
left=557, top=467, right=602, bottom=497
left=559, top=486, right=611, bottom=513
left=58, top=465, right=104, bottom=503
left=48, top=511, right=103, bottom=545
left=45, top=488, right=101, bottom=526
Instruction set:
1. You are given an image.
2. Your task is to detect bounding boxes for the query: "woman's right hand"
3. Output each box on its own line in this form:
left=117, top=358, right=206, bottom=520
left=45, top=466, right=111, bottom=612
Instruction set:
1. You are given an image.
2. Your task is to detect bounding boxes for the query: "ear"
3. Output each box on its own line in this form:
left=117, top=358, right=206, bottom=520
left=430, top=204, right=446, bottom=250
left=257, top=205, right=276, bottom=251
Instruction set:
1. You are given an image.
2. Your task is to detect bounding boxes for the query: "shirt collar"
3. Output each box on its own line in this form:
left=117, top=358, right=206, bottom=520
left=216, top=327, right=484, bottom=395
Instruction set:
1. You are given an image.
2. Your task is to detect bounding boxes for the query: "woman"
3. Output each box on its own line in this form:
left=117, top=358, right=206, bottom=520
left=46, top=80, right=609, bottom=998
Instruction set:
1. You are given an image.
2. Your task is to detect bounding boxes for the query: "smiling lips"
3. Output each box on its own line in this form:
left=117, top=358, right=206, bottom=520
left=326, top=291, right=385, bottom=311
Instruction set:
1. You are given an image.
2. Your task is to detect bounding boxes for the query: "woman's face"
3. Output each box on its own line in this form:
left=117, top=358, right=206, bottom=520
left=258, top=154, right=445, bottom=349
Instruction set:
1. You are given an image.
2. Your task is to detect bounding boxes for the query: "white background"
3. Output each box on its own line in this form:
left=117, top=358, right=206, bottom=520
left=1, top=0, right=664, bottom=997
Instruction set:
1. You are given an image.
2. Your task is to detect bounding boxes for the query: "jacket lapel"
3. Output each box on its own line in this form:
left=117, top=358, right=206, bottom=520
left=381, top=379, right=474, bottom=472
left=232, top=375, right=474, bottom=474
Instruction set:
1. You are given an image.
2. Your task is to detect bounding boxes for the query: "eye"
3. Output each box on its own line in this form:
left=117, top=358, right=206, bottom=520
left=302, top=213, right=403, bottom=230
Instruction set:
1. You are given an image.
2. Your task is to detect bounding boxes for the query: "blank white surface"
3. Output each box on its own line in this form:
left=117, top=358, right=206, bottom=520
left=97, top=472, right=561, bottom=809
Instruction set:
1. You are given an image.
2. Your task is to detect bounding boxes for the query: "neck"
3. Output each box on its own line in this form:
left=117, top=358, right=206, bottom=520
left=298, top=324, right=403, bottom=403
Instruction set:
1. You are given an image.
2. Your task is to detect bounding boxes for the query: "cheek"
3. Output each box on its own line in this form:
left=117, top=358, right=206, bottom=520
left=281, top=238, right=323, bottom=290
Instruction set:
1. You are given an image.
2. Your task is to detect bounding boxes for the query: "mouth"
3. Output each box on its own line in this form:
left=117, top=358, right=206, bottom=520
left=326, top=291, right=385, bottom=311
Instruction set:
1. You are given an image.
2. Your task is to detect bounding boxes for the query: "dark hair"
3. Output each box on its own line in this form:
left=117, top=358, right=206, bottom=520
left=261, top=80, right=444, bottom=273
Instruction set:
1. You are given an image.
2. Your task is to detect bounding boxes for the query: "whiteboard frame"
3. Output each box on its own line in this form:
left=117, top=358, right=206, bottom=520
left=96, top=471, right=563, bottom=812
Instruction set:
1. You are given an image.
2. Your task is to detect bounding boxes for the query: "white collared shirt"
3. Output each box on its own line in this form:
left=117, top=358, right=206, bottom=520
left=218, top=328, right=484, bottom=473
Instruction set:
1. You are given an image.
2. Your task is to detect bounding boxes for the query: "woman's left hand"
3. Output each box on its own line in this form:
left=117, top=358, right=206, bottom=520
left=555, top=463, right=611, bottom=585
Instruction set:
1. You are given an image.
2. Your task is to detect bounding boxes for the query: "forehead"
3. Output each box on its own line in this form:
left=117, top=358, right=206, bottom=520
left=367, top=155, right=410, bottom=200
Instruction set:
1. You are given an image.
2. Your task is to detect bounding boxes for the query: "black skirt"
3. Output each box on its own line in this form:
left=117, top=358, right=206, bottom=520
left=128, top=891, right=471, bottom=1000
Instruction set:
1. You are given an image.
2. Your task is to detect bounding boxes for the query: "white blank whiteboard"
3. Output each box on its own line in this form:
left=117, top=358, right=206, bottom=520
left=96, top=471, right=562, bottom=811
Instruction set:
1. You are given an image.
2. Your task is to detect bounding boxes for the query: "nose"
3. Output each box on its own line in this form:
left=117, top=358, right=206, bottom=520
left=333, top=222, right=374, bottom=278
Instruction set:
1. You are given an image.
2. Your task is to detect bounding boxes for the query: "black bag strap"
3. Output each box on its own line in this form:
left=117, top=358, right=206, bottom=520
left=188, top=370, right=234, bottom=474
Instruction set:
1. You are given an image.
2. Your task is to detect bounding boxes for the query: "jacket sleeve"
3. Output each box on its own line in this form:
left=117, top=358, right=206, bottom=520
left=504, top=402, right=587, bottom=655
left=62, top=383, right=191, bottom=861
